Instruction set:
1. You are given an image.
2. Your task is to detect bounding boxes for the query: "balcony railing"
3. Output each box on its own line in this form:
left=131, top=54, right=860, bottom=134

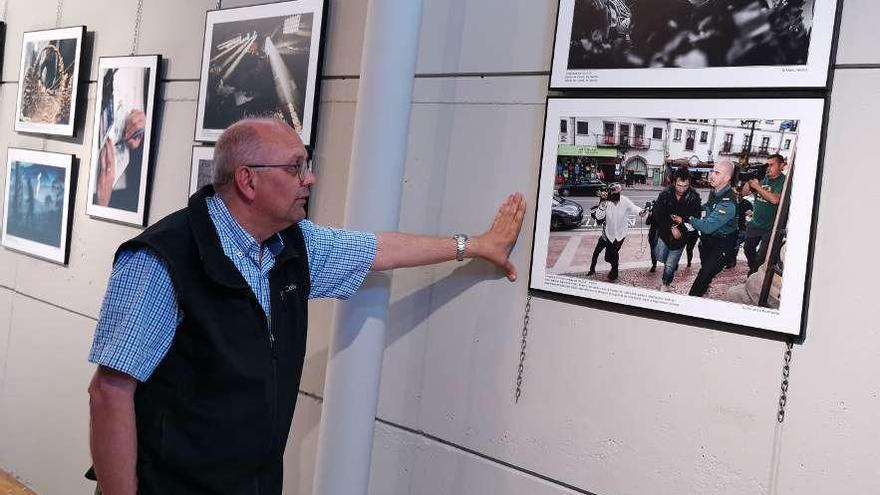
left=596, top=134, right=650, bottom=148
left=718, top=146, right=777, bottom=157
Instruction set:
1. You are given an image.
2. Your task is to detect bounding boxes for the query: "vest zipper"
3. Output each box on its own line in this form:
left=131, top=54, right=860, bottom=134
left=267, top=304, right=279, bottom=467
left=254, top=294, right=280, bottom=466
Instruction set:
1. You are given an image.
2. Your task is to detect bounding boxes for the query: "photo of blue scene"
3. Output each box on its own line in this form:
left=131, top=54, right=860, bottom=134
left=6, top=161, right=66, bottom=247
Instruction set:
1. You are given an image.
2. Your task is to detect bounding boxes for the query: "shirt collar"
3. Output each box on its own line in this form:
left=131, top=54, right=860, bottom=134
left=716, top=185, right=732, bottom=197
left=205, top=195, right=285, bottom=260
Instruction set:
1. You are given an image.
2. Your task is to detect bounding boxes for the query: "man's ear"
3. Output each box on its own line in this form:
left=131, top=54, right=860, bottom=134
left=233, top=166, right=258, bottom=202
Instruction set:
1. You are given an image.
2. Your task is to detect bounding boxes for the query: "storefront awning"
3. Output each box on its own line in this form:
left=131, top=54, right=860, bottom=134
left=557, top=144, right=619, bottom=158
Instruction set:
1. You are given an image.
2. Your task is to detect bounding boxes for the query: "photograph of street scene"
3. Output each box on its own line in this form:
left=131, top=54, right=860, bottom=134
left=197, top=3, right=321, bottom=143
left=531, top=98, right=825, bottom=335
left=548, top=115, right=797, bottom=307
left=567, top=0, right=815, bottom=70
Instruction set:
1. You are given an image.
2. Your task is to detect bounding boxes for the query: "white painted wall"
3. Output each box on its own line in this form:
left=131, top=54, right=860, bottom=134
left=0, top=1, right=878, bottom=495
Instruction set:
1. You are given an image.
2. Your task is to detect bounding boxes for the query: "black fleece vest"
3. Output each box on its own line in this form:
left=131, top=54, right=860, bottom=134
left=123, top=187, right=310, bottom=494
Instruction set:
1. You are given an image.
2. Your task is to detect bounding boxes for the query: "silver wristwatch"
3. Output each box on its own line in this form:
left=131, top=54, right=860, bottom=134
left=453, top=234, right=468, bottom=261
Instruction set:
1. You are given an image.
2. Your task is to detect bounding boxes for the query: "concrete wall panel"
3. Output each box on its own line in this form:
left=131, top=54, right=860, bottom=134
left=0, top=294, right=95, bottom=495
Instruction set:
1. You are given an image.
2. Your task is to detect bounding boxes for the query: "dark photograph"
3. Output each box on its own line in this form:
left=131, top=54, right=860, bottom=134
left=568, top=0, right=815, bottom=69
left=5, top=160, right=66, bottom=248
left=189, top=146, right=215, bottom=195
left=202, top=13, right=314, bottom=137
left=2, top=148, right=74, bottom=264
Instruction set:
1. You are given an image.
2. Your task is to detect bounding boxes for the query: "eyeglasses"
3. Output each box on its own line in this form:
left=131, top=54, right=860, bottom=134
left=124, top=128, right=145, bottom=141
left=244, top=158, right=313, bottom=181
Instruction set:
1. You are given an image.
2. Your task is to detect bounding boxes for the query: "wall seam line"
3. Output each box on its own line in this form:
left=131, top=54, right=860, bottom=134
left=0, top=285, right=97, bottom=322
left=295, top=390, right=600, bottom=495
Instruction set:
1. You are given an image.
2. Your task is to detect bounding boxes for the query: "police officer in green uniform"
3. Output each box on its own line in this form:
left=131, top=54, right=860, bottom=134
left=673, top=159, right=739, bottom=297
left=741, top=153, right=786, bottom=274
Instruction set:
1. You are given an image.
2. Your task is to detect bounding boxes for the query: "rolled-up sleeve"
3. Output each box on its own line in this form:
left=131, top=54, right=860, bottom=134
left=299, top=220, right=377, bottom=299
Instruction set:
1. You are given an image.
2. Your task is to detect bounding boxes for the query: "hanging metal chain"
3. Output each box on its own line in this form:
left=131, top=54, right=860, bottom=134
left=776, top=341, right=794, bottom=423
left=130, top=0, right=145, bottom=55
left=216, top=0, right=222, bottom=9
left=514, top=295, right=532, bottom=403
left=55, top=0, right=63, bottom=27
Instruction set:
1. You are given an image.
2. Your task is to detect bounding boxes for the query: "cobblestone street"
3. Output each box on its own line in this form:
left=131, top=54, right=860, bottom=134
left=547, top=229, right=756, bottom=302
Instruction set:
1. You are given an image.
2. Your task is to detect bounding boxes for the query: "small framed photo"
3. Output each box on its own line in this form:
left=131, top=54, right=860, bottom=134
left=195, top=0, right=327, bottom=145
left=14, top=26, right=86, bottom=136
left=85, top=55, right=160, bottom=226
left=550, top=0, right=841, bottom=89
left=531, top=97, right=827, bottom=337
left=189, top=145, right=215, bottom=196
left=2, top=148, right=76, bottom=264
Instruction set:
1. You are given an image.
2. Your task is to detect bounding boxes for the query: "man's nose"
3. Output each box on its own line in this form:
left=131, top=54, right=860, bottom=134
left=302, top=168, right=317, bottom=186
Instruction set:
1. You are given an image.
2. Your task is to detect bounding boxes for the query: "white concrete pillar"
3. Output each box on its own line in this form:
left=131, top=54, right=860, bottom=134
left=311, top=0, right=424, bottom=493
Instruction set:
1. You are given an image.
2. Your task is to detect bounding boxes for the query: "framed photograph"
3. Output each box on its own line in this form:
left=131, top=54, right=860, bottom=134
left=189, top=145, right=215, bottom=196
left=195, top=0, right=327, bottom=144
left=85, top=55, right=160, bottom=226
left=530, top=97, right=826, bottom=337
left=2, top=148, right=75, bottom=264
left=550, top=0, right=840, bottom=89
left=14, top=26, right=85, bottom=136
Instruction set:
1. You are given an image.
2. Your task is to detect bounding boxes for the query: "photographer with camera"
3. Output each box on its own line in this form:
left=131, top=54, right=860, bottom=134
left=587, top=183, right=647, bottom=281
left=672, top=160, right=739, bottom=297
left=651, top=168, right=702, bottom=291
left=740, top=153, right=786, bottom=275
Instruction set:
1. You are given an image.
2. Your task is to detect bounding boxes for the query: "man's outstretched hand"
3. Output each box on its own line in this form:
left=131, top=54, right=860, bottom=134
left=471, top=193, right=527, bottom=281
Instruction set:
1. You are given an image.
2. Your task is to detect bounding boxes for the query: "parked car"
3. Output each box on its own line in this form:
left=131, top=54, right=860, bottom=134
left=557, top=177, right=606, bottom=197
left=551, top=194, right=584, bottom=231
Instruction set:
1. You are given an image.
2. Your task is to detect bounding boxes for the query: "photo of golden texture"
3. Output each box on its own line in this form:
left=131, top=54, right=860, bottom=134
left=20, top=44, right=74, bottom=125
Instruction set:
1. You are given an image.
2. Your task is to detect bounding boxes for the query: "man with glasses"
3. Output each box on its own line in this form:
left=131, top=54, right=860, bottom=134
left=86, top=119, right=526, bottom=494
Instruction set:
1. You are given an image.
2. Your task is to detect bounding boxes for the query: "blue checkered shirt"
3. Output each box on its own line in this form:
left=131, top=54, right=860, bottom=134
left=88, top=196, right=376, bottom=381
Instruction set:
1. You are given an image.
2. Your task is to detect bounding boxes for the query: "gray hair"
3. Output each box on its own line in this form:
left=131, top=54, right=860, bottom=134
left=715, top=159, right=735, bottom=180
left=212, top=119, right=282, bottom=192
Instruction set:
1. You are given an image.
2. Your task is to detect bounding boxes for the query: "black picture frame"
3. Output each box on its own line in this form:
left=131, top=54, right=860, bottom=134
left=2, top=148, right=76, bottom=265
left=529, top=95, right=829, bottom=338
left=549, top=0, right=842, bottom=90
left=85, top=54, right=161, bottom=227
left=189, top=145, right=215, bottom=196
left=14, top=26, right=86, bottom=136
left=194, top=0, right=328, bottom=146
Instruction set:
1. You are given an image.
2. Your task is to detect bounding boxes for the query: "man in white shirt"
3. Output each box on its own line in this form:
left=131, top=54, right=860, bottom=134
left=586, top=183, right=647, bottom=281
